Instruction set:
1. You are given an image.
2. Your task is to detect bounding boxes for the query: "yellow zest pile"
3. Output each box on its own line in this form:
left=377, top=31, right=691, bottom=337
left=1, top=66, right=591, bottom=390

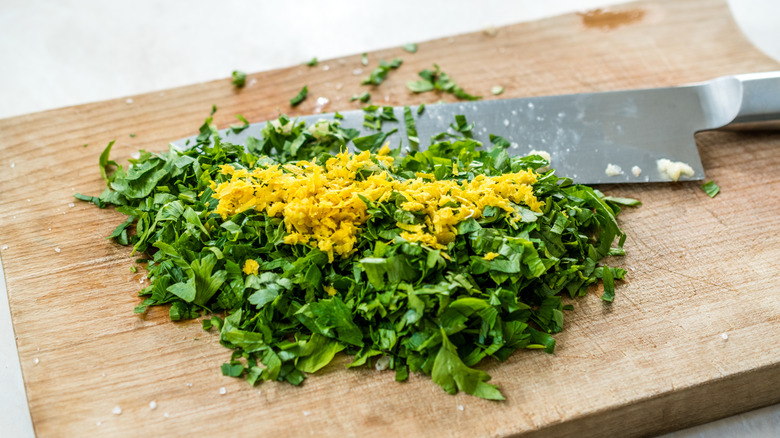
left=211, top=148, right=542, bottom=262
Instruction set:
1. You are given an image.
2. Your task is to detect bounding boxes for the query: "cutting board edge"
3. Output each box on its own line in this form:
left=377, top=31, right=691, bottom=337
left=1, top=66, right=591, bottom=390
left=519, top=361, right=780, bottom=438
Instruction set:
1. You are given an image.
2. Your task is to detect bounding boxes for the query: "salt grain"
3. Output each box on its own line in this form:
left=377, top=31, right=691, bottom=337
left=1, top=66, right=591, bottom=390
left=33, top=358, right=39, bottom=364
left=352, top=68, right=363, bottom=76
left=96, top=421, right=102, bottom=426
left=458, top=405, right=464, bottom=411
left=631, top=166, right=642, bottom=177
left=10, top=163, right=14, bottom=168
left=219, top=387, right=227, bottom=395
left=54, top=247, right=61, bottom=253
left=721, top=333, right=729, bottom=340
left=1, top=245, right=8, bottom=250
left=126, top=98, right=133, bottom=104
left=321, top=65, right=330, bottom=71
left=149, top=401, right=158, bottom=410
left=303, top=410, right=311, bottom=416
left=112, top=406, right=122, bottom=415
left=503, top=119, right=510, bottom=127
left=164, top=412, right=170, bottom=418
left=68, top=203, right=75, bottom=208
left=314, top=97, right=330, bottom=113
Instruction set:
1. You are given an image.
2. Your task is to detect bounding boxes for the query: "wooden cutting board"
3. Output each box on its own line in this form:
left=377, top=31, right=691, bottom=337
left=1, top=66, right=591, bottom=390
left=1, top=0, right=779, bottom=436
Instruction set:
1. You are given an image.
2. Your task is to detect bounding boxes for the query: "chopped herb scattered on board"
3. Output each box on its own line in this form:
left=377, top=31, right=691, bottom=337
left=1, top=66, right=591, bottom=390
left=78, top=109, right=631, bottom=400
left=231, top=70, right=247, bottom=88
left=350, top=91, right=371, bottom=103
left=406, top=64, right=481, bottom=100
left=290, top=86, right=309, bottom=106
left=701, top=180, right=720, bottom=198
left=361, top=58, right=403, bottom=86
left=402, top=43, right=418, bottom=53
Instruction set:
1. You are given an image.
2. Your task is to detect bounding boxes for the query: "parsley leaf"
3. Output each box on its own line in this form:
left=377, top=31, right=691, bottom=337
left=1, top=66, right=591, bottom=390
left=290, top=86, right=308, bottom=106
left=231, top=70, right=247, bottom=88
left=701, top=181, right=720, bottom=198
left=406, top=64, right=481, bottom=100
left=350, top=92, right=371, bottom=103
left=362, top=58, right=403, bottom=86
left=229, top=114, right=250, bottom=134
left=402, top=43, right=418, bottom=53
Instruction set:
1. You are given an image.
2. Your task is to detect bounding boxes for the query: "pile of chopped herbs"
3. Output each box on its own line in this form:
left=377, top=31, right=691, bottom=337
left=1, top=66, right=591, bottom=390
left=78, top=110, right=631, bottom=400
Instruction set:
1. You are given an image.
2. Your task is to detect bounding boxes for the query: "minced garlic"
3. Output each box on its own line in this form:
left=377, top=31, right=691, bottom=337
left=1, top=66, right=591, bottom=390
left=656, top=158, right=694, bottom=182
left=212, top=150, right=542, bottom=262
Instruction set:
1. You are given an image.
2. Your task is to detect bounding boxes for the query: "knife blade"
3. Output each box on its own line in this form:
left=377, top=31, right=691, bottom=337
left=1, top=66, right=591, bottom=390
left=173, top=72, right=780, bottom=185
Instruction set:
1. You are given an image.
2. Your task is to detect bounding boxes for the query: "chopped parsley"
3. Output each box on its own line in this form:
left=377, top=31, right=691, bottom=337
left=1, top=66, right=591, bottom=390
left=361, top=58, right=403, bottom=86
left=305, top=57, right=318, bottom=67
left=290, top=86, right=308, bottom=106
left=402, top=43, right=418, bottom=53
left=406, top=64, right=481, bottom=100
left=403, top=106, right=420, bottom=150
left=231, top=70, right=247, bottom=88
left=229, top=114, right=250, bottom=134
left=78, top=110, right=632, bottom=400
left=701, top=180, right=720, bottom=198
left=350, top=91, right=371, bottom=103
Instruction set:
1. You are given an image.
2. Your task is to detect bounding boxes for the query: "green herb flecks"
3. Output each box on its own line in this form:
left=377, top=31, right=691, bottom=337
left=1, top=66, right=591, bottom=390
left=229, top=115, right=250, bottom=134
left=351, top=91, right=371, bottom=103
left=402, top=43, right=418, bottom=53
left=231, top=70, right=247, bottom=88
left=290, top=86, right=309, bottom=107
left=701, top=181, right=720, bottom=198
left=406, top=64, right=481, bottom=100
left=79, top=111, right=633, bottom=401
left=305, top=57, right=318, bottom=67
left=403, top=106, right=420, bottom=151
left=362, top=58, right=403, bottom=86
left=362, top=105, right=398, bottom=131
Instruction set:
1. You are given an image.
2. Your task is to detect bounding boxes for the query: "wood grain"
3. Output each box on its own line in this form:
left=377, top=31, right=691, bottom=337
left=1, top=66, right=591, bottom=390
left=1, top=0, right=779, bottom=436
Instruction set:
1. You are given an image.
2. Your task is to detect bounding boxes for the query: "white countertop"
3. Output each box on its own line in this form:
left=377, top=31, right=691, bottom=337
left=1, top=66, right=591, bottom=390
left=1, top=1, right=778, bottom=436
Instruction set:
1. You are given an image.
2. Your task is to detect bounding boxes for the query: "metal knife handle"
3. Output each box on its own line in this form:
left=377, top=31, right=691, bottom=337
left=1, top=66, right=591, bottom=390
left=727, top=71, right=780, bottom=129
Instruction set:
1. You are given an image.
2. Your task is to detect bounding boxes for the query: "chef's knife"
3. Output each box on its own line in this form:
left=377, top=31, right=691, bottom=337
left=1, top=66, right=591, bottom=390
left=173, top=72, right=780, bottom=185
